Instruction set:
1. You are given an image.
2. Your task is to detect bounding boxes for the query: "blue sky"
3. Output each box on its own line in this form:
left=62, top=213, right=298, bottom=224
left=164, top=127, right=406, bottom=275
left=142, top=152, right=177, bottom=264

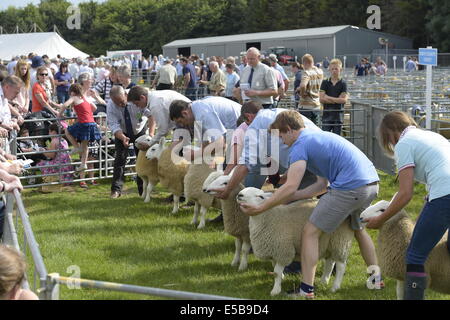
left=0, top=0, right=106, bottom=11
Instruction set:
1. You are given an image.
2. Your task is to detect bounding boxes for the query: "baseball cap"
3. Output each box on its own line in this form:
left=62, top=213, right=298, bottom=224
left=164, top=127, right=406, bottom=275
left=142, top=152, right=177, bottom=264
left=268, top=54, right=278, bottom=62
left=31, top=56, right=44, bottom=68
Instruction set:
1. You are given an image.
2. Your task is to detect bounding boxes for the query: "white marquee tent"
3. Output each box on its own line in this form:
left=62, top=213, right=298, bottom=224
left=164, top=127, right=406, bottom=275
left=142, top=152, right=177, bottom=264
left=0, top=32, right=89, bottom=61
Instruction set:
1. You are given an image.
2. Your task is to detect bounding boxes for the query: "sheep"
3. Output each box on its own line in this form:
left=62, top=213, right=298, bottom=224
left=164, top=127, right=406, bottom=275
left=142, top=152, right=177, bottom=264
left=146, top=137, right=189, bottom=214
left=183, top=149, right=222, bottom=229
left=134, top=135, right=159, bottom=203
left=235, top=187, right=354, bottom=296
left=202, top=171, right=251, bottom=272
left=360, top=200, right=450, bottom=300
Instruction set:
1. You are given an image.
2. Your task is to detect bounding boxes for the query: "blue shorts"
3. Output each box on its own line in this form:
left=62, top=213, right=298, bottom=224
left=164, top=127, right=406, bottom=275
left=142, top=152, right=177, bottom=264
left=68, top=122, right=101, bottom=142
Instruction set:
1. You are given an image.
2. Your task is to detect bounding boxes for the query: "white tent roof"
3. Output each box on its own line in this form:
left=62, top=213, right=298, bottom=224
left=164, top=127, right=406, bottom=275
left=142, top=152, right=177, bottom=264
left=0, top=32, right=89, bottom=61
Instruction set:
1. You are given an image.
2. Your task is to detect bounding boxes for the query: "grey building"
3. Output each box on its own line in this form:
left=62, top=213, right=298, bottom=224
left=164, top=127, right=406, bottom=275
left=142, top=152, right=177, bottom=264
left=162, top=25, right=412, bottom=67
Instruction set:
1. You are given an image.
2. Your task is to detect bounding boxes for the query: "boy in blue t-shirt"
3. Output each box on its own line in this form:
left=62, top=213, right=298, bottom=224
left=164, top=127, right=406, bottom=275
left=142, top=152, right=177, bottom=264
left=239, top=110, right=381, bottom=299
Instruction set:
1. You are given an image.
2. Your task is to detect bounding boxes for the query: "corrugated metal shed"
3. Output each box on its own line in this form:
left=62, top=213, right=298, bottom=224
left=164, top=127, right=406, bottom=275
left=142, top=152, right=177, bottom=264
left=162, top=25, right=413, bottom=67
left=164, top=25, right=350, bottom=48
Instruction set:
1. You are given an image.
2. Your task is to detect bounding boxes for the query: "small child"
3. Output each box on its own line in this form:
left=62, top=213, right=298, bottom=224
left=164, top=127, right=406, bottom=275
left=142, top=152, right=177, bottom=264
left=0, top=245, right=39, bottom=300
left=58, top=84, right=101, bottom=172
left=37, top=123, right=73, bottom=183
left=18, top=127, right=46, bottom=164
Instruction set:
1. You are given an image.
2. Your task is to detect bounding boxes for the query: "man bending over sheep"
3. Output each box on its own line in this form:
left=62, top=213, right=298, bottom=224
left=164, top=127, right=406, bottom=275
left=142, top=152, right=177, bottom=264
left=107, top=85, right=153, bottom=199
left=214, top=102, right=319, bottom=196
left=169, top=96, right=242, bottom=223
left=127, top=85, right=191, bottom=148
left=239, top=110, right=380, bottom=299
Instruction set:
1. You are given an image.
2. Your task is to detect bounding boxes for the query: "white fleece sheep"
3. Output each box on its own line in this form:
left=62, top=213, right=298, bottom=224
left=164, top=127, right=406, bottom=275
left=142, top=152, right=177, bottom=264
left=146, top=137, right=189, bottom=214
left=183, top=147, right=221, bottom=229
left=361, top=200, right=450, bottom=300
left=235, top=187, right=354, bottom=296
left=135, top=135, right=159, bottom=203
left=202, top=171, right=251, bottom=272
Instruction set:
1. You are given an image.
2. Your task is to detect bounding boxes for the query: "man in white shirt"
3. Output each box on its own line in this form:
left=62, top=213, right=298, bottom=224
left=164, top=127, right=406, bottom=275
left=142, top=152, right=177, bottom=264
left=0, top=76, right=23, bottom=133
left=7, top=56, right=19, bottom=75
left=79, top=61, right=94, bottom=79
left=152, top=59, right=178, bottom=90
left=128, top=86, right=191, bottom=147
left=68, top=58, right=80, bottom=81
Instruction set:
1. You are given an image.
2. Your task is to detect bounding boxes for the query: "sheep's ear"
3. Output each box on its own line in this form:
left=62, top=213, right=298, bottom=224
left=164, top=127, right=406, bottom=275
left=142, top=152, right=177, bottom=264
left=360, top=200, right=389, bottom=219
left=159, top=137, right=166, bottom=146
left=262, top=192, right=273, bottom=199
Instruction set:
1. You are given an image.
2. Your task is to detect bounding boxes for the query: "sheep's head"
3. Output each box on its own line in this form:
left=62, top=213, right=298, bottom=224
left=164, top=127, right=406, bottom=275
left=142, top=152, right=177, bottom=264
left=360, top=192, right=398, bottom=225
left=202, top=171, right=227, bottom=194
left=236, top=187, right=272, bottom=206
left=135, top=135, right=153, bottom=151
left=360, top=200, right=390, bottom=225
left=146, top=137, right=165, bottom=160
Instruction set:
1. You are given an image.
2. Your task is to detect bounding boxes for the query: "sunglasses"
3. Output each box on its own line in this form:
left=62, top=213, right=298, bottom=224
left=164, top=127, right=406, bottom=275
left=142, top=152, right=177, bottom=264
left=40, top=73, right=48, bottom=76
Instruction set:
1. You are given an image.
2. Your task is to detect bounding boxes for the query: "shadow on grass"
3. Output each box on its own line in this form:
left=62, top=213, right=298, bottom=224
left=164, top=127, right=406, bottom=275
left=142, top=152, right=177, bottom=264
left=75, top=253, right=281, bottom=299
left=101, top=240, right=237, bottom=264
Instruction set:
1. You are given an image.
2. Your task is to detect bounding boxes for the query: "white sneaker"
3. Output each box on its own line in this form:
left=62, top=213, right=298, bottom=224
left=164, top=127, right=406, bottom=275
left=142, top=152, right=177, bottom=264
left=76, top=164, right=88, bottom=172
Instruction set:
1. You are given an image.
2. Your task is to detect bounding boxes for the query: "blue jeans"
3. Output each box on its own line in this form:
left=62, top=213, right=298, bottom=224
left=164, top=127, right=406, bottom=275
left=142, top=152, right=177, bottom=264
left=185, top=88, right=197, bottom=101
left=57, top=91, right=70, bottom=104
left=406, top=194, right=450, bottom=265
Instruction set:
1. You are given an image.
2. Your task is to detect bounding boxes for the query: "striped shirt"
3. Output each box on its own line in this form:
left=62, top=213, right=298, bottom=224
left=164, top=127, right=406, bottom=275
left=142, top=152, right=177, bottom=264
left=95, top=77, right=115, bottom=103
left=300, top=66, right=323, bottom=110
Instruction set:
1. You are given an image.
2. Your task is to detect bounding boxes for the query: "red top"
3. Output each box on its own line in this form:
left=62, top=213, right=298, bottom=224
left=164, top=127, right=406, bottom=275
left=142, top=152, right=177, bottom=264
left=73, top=97, right=95, bottom=123
left=32, top=82, right=48, bottom=112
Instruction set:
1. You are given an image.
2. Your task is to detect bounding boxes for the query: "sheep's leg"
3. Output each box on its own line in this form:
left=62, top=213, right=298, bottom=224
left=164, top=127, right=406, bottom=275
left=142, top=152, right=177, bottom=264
left=141, top=177, right=148, bottom=200
left=197, top=206, right=208, bottom=229
left=321, top=258, right=335, bottom=285
left=238, top=241, right=251, bottom=271
left=270, top=263, right=285, bottom=296
left=231, top=238, right=242, bottom=267
left=171, top=195, right=180, bottom=214
left=191, top=202, right=200, bottom=225
left=396, top=280, right=404, bottom=300
left=331, top=261, right=346, bottom=292
left=144, top=182, right=153, bottom=203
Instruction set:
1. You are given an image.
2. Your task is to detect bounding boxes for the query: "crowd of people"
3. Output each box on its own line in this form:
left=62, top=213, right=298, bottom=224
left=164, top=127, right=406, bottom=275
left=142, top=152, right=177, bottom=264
left=0, top=47, right=447, bottom=301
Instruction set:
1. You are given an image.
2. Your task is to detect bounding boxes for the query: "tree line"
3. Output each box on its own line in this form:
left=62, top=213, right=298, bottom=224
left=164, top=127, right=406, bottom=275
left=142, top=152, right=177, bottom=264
left=0, top=0, right=447, bottom=57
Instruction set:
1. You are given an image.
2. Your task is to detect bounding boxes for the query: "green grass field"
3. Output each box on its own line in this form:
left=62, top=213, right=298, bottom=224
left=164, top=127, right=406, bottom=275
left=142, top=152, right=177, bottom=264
left=19, top=171, right=449, bottom=300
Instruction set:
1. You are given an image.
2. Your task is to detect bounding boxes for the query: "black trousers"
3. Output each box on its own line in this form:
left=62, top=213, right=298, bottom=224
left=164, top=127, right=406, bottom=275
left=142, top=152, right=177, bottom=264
left=156, top=83, right=173, bottom=90
left=111, top=130, right=145, bottom=195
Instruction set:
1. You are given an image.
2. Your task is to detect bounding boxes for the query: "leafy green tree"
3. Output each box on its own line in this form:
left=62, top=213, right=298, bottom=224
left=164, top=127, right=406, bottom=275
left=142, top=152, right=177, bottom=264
left=0, top=0, right=444, bottom=58
left=426, top=0, right=450, bottom=51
